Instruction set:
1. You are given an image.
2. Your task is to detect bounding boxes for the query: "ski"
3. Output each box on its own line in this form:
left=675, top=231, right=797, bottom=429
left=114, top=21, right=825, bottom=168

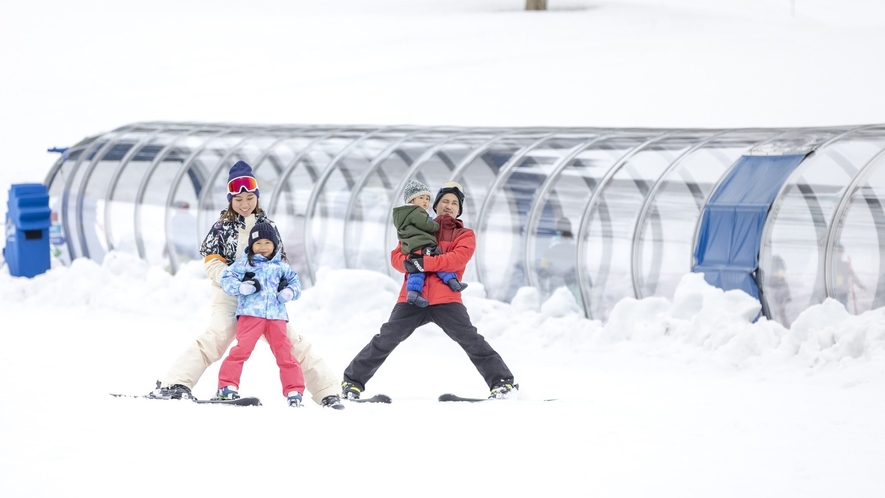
left=110, top=393, right=262, bottom=406
left=438, top=393, right=558, bottom=403
left=438, top=393, right=489, bottom=403
left=194, top=397, right=261, bottom=406
left=109, top=393, right=183, bottom=400
left=346, top=394, right=392, bottom=404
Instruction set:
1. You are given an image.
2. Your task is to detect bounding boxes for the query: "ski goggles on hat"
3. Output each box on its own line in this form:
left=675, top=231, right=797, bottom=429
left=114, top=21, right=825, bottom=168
left=227, top=176, right=259, bottom=195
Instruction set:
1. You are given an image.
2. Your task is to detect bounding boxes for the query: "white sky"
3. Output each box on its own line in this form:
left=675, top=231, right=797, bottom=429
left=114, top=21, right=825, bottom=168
left=1, top=1, right=885, bottom=497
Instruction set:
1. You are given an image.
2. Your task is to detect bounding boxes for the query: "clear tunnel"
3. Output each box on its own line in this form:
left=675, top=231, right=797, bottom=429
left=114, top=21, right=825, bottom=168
left=45, top=122, right=885, bottom=326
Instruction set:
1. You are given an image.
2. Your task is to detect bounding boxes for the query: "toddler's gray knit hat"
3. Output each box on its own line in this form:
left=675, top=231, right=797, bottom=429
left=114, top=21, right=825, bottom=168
left=403, top=179, right=432, bottom=204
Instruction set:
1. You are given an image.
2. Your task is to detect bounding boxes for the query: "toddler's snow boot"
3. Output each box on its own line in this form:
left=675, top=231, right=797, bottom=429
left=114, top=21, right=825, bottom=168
left=447, top=279, right=468, bottom=292
left=407, top=290, right=429, bottom=307
left=287, top=391, right=303, bottom=408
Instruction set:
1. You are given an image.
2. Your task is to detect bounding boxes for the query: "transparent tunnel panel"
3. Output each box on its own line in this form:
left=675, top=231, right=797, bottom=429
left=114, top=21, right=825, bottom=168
left=46, top=142, right=93, bottom=266
left=762, top=129, right=885, bottom=325
left=165, top=137, right=213, bottom=272
left=419, top=131, right=503, bottom=228
left=829, top=150, right=885, bottom=313
left=271, top=131, right=369, bottom=286
left=250, top=132, right=328, bottom=196
left=577, top=134, right=664, bottom=319
left=246, top=132, right=325, bottom=275
left=109, top=131, right=210, bottom=262
left=249, top=135, right=304, bottom=258
left=306, top=131, right=409, bottom=281
left=166, top=174, right=202, bottom=268
left=526, top=135, right=625, bottom=308
left=478, top=134, right=590, bottom=302
left=141, top=157, right=203, bottom=269
left=62, top=141, right=109, bottom=262
left=78, top=150, right=124, bottom=262
left=71, top=126, right=155, bottom=263
left=453, top=131, right=554, bottom=289
left=581, top=134, right=695, bottom=321
left=107, top=127, right=198, bottom=272
left=107, top=149, right=149, bottom=258
left=461, top=132, right=551, bottom=226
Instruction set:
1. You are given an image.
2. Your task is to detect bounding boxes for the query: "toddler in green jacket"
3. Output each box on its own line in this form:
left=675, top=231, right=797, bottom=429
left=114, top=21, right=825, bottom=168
left=392, top=179, right=467, bottom=307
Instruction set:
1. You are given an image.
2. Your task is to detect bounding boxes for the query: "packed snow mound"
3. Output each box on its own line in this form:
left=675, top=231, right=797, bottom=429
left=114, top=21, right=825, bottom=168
left=1, top=252, right=882, bottom=371
left=0, top=252, right=211, bottom=317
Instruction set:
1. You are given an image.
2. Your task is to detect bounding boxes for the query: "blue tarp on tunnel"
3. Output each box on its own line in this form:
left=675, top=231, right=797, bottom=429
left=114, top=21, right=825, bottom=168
left=692, top=154, right=807, bottom=299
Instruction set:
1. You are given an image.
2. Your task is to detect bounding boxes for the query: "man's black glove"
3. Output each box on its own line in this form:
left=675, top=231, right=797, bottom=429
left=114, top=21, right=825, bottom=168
left=277, top=277, right=289, bottom=292
left=403, top=254, right=425, bottom=273
left=242, top=272, right=261, bottom=292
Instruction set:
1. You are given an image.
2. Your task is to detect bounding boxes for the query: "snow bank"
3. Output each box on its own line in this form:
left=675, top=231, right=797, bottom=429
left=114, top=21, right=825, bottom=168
left=2, top=251, right=882, bottom=372
left=0, top=252, right=211, bottom=318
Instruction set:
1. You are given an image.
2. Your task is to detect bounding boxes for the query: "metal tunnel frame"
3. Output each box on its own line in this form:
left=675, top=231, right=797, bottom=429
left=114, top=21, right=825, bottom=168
left=43, top=122, right=885, bottom=326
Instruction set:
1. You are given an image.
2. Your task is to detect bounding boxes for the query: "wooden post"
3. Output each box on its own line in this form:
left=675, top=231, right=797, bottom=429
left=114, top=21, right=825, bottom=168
left=526, top=0, right=547, bottom=11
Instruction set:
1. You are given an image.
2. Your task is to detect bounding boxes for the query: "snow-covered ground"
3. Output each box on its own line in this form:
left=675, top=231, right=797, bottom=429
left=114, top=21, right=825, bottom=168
left=1, top=1, right=885, bottom=497
left=1, top=255, right=884, bottom=497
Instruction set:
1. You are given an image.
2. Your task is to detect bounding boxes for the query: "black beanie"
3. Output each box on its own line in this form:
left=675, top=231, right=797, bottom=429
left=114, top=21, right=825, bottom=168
left=249, top=222, right=278, bottom=252
left=432, top=181, right=465, bottom=218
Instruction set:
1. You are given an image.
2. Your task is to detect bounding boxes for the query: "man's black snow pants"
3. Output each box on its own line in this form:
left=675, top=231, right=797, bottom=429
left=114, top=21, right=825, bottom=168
left=343, top=302, right=514, bottom=390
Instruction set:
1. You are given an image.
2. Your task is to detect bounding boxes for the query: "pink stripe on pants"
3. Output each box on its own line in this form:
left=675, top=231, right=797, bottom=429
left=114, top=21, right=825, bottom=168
left=218, top=315, right=305, bottom=397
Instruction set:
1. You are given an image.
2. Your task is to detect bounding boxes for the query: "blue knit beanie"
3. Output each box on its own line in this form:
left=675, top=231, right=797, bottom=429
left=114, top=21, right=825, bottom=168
left=227, top=161, right=259, bottom=202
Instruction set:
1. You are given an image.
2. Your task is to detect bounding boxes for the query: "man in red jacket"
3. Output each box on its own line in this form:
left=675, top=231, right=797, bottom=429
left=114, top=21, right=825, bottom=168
left=341, top=181, right=518, bottom=400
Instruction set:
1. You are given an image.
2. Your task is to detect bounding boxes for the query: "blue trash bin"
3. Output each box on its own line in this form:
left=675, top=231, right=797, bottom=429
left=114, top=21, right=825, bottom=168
left=4, top=183, right=51, bottom=278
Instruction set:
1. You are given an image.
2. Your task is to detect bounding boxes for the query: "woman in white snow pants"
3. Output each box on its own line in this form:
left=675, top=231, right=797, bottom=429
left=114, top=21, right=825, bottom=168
left=160, top=160, right=341, bottom=406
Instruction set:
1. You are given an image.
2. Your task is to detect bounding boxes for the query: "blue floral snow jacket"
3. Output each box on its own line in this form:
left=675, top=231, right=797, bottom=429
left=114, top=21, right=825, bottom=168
left=220, top=250, right=301, bottom=322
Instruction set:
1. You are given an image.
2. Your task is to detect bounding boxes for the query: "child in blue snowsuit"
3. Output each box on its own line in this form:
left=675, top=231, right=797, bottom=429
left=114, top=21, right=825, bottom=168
left=218, top=222, right=305, bottom=407
left=392, top=179, right=467, bottom=307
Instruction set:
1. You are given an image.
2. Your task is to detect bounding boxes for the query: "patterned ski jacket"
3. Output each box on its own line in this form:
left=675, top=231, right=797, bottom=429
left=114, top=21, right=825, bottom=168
left=199, top=211, right=286, bottom=286
left=220, top=250, right=301, bottom=322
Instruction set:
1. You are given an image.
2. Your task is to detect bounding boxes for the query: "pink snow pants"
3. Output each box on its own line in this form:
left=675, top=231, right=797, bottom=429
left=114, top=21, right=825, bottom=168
left=218, top=315, right=305, bottom=397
